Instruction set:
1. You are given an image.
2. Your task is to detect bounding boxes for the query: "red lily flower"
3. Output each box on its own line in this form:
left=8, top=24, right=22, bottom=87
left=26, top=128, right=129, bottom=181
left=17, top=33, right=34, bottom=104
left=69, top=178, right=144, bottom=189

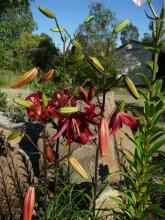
left=109, top=111, right=139, bottom=134
left=50, top=90, right=99, bottom=145
left=25, top=92, right=50, bottom=121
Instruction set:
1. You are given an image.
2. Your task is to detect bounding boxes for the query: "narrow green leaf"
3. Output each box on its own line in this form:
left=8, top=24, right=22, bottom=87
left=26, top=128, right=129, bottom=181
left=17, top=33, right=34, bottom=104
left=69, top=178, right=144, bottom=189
left=7, top=130, right=22, bottom=141
left=155, top=79, right=163, bottom=96
left=147, top=139, right=165, bottom=158
left=136, top=73, right=151, bottom=89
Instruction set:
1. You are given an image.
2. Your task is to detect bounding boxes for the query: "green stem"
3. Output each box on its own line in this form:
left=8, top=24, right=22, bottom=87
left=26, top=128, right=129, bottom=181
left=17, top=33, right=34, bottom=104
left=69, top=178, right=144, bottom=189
left=92, top=74, right=106, bottom=219
left=43, top=124, right=48, bottom=220
left=67, top=144, right=71, bottom=184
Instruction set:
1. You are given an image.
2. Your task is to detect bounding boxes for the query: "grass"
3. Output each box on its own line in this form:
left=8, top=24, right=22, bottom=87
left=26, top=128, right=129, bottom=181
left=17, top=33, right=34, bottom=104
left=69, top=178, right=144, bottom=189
left=0, top=70, right=21, bottom=88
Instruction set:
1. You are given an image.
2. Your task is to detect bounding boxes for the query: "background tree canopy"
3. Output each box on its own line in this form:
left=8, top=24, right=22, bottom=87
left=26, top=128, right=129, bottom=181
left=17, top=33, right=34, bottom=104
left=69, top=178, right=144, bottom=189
left=76, top=2, right=117, bottom=56
left=120, top=23, right=139, bottom=45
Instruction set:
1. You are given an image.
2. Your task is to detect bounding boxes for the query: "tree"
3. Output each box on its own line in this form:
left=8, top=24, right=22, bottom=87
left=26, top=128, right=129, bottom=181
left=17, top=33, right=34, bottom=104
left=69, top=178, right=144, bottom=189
left=120, top=23, right=139, bottom=45
left=0, top=0, right=36, bottom=70
left=75, top=2, right=117, bottom=56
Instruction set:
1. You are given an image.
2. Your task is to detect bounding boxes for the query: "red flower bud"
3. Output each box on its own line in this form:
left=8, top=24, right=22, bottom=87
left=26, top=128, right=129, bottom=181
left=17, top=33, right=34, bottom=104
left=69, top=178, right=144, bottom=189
left=99, top=116, right=109, bottom=157
left=23, top=186, right=35, bottom=220
left=47, top=146, right=56, bottom=163
left=78, top=86, right=88, bottom=102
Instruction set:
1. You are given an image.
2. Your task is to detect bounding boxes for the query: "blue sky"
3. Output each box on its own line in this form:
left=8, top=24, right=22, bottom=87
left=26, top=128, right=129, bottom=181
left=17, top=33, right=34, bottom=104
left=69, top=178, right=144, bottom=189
left=31, top=0, right=162, bottom=48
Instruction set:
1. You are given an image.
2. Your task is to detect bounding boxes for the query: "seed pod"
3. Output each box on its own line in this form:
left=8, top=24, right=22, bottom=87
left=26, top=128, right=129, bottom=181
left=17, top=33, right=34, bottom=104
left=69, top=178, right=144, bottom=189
left=50, top=27, right=64, bottom=32
left=113, top=19, right=130, bottom=33
left=11, top=67, right=38, bottom=88
left=38, top=69, right=54, bottom=83
left=71, top=40, right=82, bottom=50
left=99, top=116, right=109, bottom=157
left=42, top=93, right=48, bottom=107
left=88, top=56, right=104, bottom=74
left=14, top=98, right=32, bottom=108
left=39, top=6, right=55, bottom=18
left=124, top=75, right=139, bottom=99
left=68, top=156, right=88, bottom=180
left=7, top=130, right=22, bottom=141
left=72, top=54, right=85, bottom=63
left=58, top=106, right=79, bottom=114
left=84, top=15, right=94, bottom=23
left=23, top=186, right=35, bottom=220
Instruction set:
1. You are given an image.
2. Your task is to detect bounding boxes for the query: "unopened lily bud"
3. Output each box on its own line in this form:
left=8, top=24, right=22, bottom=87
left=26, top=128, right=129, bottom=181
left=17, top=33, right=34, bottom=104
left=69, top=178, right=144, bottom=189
left=88, top=86, right=96, bottom=101
left=124, top=75, right=139, bottom=99
left=88, top=56, right=104, bottom=74
left=42, top=93, right=48, bottom=107
left=23, top=186, right=35, bottom=220
left=99, top=116, right=109, bottom=157
left=39, top=6, right=55, bottom=18
left=11, top=67, right=39, bottom=88
left=14, top=98, right=33, bottom=108
left=68, top=156, right=88, bottom=180
left=71, top=40, right=82, bottom=50
left=58, top=106, right=79, bottom=114
left=72, top=54, right=85, bottom=63
left=47, top=146, right=56, bottom=163
left=78, top=86, right=88, bottom=101
left=38, top=69, right=54, bottom=84
left=113, top=19, right=130, bottom=33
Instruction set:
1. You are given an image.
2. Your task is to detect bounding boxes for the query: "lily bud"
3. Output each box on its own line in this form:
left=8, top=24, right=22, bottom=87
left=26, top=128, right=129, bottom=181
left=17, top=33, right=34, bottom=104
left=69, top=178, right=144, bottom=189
left=88, top=86, right=96, bottom=101
left=23, top=186, right=35, bottom=220
left=39, top=6, right=55, bottom=18
left=124, top=75, right=139, bottom=99
left=11, top=67, right=38, bottom=88
left=42, top=93, right=48, bottom=107
left=58, top=106, right=79, bottom=114
left=84, top=15, right=94, bottom=23
left=68, top=156, right=88, bottom=180
left=72, top=54, right=85, bottom=63
left=78, top=86, right=88, bottom=101
left=71, top=40, right=82, bottom=50
left=99, top=116, right=109, bottom=157
left=14, top=98, right=33, bottom=108
left=47, top=146, right=56, bottom=163
left=38, top=69, right=54, bottom=84
left=132, top=0, right=146, bottom=7
left=88, top=56, right=104, bottom=74
left=113, top=19, right=130, bottom=33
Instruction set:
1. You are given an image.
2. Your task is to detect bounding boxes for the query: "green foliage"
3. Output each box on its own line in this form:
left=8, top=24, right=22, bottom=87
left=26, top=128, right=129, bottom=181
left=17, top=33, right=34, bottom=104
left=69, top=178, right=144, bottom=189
left=0, top=90, right=7, bottom=111
left=76, top=2, right=117, bottom=56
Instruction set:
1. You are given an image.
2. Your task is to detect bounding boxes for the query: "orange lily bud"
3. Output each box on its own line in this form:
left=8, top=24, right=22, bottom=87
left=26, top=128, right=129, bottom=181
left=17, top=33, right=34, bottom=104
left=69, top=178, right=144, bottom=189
left=38, top=69, right=55, bottom=84
left=47, top=146, right=56, bottom=163
left=23, top=186, right=35, bottom=220
left=99, top=116, right=109, bottom=157
left=68, top=156, right=88, bottom=180
left=78, top=86, right=88, bottom=101
left=11, top=67, right=39, bottom=88
left=88, top=86, right=96, bottom=101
